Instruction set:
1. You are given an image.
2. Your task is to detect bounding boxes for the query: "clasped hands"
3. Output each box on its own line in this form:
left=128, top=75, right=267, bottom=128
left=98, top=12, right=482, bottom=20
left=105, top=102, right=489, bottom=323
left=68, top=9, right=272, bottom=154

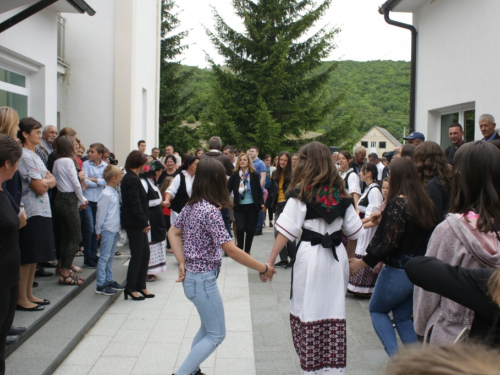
left=259, top=263, right=276, bottom=282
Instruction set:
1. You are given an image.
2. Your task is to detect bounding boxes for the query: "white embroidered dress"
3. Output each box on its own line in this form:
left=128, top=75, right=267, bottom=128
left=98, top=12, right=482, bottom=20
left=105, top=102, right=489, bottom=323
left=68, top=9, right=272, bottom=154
left=276, top=196, right=363, bottom=374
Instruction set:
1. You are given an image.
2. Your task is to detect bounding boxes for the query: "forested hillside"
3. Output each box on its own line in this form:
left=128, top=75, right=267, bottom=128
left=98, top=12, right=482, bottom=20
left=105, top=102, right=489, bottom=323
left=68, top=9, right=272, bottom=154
left=177, top=60, right=410, bottom=143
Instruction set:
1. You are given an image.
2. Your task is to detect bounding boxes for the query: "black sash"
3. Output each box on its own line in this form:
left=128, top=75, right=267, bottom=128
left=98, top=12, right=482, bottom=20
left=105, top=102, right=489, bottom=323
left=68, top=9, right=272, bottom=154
left=299, top=228, right=343, bottom=262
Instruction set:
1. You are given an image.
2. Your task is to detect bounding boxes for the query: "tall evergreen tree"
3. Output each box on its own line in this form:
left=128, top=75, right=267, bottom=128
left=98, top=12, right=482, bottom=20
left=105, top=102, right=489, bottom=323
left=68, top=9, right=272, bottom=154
left=159, top=0, right=199, bottom=152
left=202, top=0, right=342, bottom=154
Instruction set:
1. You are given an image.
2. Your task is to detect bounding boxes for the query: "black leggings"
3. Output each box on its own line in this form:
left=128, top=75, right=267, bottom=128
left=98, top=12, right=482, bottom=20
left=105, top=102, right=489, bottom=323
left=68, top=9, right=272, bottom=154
left=234, top=204, right=259, bottom=253
left=54, top=192, right=82, bottom=269
left=0, top=284, right=18, bottom=375
left=126, top=228, right=150, bottom=292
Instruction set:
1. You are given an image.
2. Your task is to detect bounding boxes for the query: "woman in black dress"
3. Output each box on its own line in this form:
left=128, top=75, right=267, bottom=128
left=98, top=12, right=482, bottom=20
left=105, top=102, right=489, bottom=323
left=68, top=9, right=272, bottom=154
left=0, top=134, right=22, bottom=374
left=121, top=151, right=152, bottom=301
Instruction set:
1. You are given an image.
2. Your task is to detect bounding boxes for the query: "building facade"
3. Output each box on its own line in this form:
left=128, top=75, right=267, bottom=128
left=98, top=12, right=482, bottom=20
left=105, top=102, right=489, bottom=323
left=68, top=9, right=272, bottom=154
left=0, top=0, right=161, bottom=164
left=387, top=0, right=500, bottom=149
left=355, top=126, right=401, bottom=156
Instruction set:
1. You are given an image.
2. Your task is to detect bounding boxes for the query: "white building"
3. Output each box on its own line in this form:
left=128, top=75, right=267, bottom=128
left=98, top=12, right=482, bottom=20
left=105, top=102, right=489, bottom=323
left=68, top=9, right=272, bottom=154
left=356, top=126, right=401, bottom=157
left=0, top=0, right=161, bottom=164
left=383, top=0, right=499, bottom=149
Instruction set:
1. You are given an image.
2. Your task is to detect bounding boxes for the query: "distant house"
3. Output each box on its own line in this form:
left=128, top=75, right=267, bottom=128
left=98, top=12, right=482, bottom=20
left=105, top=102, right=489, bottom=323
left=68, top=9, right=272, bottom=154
left=380, top=0, right=500, bottom=149
left=355, top=126, right=401, bottom=157
left=0, top=0, right=161, bottom=164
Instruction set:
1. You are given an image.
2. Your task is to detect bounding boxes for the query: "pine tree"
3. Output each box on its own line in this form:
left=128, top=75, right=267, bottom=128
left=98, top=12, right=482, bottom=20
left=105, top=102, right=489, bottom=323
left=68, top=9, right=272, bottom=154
left=159, top=0, right=199, bottom=152
left=202, top=0, right=342, bottom=155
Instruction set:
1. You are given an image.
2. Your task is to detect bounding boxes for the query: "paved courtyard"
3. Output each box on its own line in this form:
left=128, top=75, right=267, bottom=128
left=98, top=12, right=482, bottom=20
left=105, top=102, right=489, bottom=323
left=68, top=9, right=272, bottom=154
left=54, top=226, right=387, bottom=375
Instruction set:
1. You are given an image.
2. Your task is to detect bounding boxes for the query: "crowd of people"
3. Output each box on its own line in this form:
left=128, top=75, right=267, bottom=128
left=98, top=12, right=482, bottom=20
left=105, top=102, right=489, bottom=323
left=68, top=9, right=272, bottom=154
left=2, top=103, right=500, bottom=374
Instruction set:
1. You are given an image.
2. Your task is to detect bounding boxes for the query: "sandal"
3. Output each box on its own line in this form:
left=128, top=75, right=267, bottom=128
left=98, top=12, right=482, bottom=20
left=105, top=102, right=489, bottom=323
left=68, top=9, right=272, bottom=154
left=58, top=274, right=83, bottom=285
left=71, top=265, right=83, bottom=273
left=75, top=250, right=84, bottom=257
left=69, top=272, right=84, bottom=281
left=115, top=251, right=121, bottom=256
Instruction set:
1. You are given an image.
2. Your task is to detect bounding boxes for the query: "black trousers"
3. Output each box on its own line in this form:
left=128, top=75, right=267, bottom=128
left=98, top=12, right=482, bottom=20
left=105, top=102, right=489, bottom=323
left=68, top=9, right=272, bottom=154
left=54, top=192, right=82, bottom=269
left=125, top=228, right=150, bottom=292
left=266, top=189, right=274, bottom=222
left=275, top=202, right=297, bottom=262
left=234, top=204, right=259, bottom=253
left=0, top=284, right=18, bottom=375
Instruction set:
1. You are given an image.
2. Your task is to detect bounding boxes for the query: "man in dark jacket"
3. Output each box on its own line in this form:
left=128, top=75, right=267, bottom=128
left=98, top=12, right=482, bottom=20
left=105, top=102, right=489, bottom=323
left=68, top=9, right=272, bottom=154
left=445, top=123, right=465, bottom=166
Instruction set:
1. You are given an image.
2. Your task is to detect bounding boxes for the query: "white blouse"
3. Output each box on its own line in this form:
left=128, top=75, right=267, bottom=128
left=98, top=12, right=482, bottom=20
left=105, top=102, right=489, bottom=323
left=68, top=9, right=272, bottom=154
left=339, top=168, right=361, bottom=196
left=53, top=158, right=87, bottom=206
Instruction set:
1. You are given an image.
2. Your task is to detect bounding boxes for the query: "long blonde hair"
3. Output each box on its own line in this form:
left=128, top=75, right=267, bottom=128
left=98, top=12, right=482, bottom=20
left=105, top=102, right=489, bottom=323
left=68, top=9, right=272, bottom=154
left=385, top=344, right=500, bottom=375
left=0, top=106, right=19, bottom=138
left=234, top=154, right=255, bottom=173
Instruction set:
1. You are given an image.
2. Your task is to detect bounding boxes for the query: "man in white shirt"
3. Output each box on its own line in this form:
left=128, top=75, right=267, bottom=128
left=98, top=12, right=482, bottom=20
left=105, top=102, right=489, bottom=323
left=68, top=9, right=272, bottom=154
left=368, top=153, right=384, bottom=182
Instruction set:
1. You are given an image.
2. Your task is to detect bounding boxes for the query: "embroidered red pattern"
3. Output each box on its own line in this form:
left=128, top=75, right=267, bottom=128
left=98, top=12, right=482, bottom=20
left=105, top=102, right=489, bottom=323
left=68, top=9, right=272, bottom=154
left=290, top=314, right=346, bottom=372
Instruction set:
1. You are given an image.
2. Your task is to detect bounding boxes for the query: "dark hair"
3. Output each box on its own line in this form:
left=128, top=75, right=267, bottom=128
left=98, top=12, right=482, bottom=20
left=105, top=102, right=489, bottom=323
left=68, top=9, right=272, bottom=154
left=137, top=140, right=145, bottom=147
left=368, top=153, right=379, bottom=160
left=274, top=151, right=292, bottom=183
left=140, top=160, right=164, bottom=179
left=0, top=134, right=22, bottom=167
left=249, top=145, right=259, bottom=152
left=151, top=147, right=159, bottom=153
left=361, top=162, right=378, bottom=182
left=449, top=123, right=463, bottom=131
left=89, top=142, right=105, bottom=155
left=413, top=141, right=452, bottom=190
left=18, top=117, right=42, bottom=144
left=55, top=135, right=78, bottom=169
left=181, top=155, right=199, bottom=170
left=52, top=127, right=77, bottom=150
left=451, top=141, right=500, bottom=233
left=401, top=144, right=417, bottom=158
left=195, top=148, right=205, bottom=155
left=223, top=145, right=234, bottom=154
left=125, top=150, right=148, bottom=170
left=387, top=157, right=439, bottom=231
left=189, top=158, right=231, bottom=208
left=264, top=154, right=271, bottom=160
left=287, top=142, right=344, bottom=202
left=339, top=150, right=352, bottom=161
left=164, top=154, right=176, bottom=164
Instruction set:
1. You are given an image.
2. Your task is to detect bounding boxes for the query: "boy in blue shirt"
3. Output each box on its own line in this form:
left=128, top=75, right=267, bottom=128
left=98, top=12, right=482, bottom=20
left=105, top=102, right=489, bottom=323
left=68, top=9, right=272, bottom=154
left=82, top=143, right=108, bottom=268
left=95, top=165, right=124, bottom=295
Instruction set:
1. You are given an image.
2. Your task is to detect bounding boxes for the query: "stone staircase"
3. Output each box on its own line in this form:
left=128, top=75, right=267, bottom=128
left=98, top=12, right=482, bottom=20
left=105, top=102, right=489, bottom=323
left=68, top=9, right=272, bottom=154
left=6, top=250, right=130, bottom=375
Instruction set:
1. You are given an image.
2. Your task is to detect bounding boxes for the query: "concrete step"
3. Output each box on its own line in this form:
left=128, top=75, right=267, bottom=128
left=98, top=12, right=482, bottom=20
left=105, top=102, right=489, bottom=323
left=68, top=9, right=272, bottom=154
left=6, top=249, right=130, bottom=375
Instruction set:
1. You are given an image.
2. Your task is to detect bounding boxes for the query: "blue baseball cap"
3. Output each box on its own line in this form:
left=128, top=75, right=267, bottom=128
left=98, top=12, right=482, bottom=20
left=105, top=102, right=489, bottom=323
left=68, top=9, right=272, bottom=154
left=403, top=132, right=425, bottom=141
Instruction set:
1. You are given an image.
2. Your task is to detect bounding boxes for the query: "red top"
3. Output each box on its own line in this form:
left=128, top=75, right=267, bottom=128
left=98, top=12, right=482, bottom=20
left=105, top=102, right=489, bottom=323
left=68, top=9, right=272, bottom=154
left=162, top=192, right=171, bottom=216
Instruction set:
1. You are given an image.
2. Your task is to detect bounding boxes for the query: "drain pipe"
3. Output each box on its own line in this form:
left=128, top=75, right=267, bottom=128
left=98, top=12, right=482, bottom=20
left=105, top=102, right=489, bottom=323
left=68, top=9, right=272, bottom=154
left=379, top=2, right=417, bottom=133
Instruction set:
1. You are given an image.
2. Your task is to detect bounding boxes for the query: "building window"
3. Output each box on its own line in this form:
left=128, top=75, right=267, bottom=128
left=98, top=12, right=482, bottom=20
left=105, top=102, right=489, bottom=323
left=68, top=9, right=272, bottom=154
left=0, top=66, right=28, bottom=118
left=370, top=141, right=377, bottom=148
left=379, top=141, right=386, bottom=149
left=57, top=15, right=68, bottom=66
left=464, top=109, right=475, bottom=143
left=361, top=141, right=368, bottom=148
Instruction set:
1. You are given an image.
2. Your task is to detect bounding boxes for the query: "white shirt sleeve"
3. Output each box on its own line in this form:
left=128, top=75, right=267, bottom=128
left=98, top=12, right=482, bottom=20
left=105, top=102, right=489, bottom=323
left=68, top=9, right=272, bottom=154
left=342, top=204, right=364, bottom=240
left=347, top=173, right=361, bottom=195
left=275, top=198, right=307, bottom=241
left=62, top=158, right=87, bottom=206
left=166, top=173, right=181, bottom=199
left=366, top=188, right=383, bottom=216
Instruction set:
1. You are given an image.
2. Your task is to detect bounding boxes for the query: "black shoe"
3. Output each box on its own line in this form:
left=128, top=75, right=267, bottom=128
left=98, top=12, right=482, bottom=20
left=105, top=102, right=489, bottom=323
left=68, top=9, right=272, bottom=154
left=39, top=261, right=57, bottom=268
left=35, top=268, right=53, bottom=277
left=274, top=260, right=288, bottom=268
left=30, top=299, right=50, bottom=306
left=138, top=290, right=155, bottom=298
left=33, top=281, right=38, bottom=288
left=124, top=289, right=145, bottom=301
left=9, top=326, right=27, bottom=336
left=255, top=230, right=263, bottom=236
left=16, top=304, right=44, bottom=311
left=269, top=222, right=273, bottom=227
left=6, top=336, right=18, bottom=345
left=285, top=259, right=295, bottom=269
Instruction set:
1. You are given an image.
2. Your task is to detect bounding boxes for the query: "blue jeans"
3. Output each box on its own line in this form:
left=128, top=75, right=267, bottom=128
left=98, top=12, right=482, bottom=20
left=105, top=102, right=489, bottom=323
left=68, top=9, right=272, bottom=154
left=176, top=269, right=225, bottom=375
left=369, top=265, right=417, bottom=357
left=81, top=201, right=98, bottom=263
left=96, top=231, right=119, bottom=287
left=255, top=210, right=265, bottom=231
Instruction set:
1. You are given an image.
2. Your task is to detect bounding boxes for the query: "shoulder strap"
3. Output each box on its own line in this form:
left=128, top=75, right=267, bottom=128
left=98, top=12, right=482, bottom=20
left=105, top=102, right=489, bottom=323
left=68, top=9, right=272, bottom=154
left=344, top=171, right=353, bottom=190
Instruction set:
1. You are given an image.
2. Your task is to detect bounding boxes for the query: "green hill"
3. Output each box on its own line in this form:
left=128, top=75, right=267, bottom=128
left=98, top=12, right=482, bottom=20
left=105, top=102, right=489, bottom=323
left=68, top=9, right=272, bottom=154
left=178, top=60, right=410, bottom=142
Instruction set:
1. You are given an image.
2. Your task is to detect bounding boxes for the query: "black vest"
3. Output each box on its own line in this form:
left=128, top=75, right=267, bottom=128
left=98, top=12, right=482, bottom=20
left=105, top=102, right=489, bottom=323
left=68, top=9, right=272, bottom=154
left=171, top=173, right=189, bottom=213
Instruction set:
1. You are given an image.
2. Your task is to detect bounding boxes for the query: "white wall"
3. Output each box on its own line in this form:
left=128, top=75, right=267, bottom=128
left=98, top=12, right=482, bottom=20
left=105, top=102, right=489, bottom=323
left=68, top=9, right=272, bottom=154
left=412, top=0, right=500, bottom=142
left=0, top=6, right=58, bottom=125
left=60, top=0, right=115, bottom=152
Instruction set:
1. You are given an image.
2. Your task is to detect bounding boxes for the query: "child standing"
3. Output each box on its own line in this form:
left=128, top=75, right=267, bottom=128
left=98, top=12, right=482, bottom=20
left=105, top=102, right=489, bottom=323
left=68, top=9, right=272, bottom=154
left=82, top=143, right=108, bottom=268
left=169, top=158, right=275, bottom=375
left=94, top=165, right=125, bottom=295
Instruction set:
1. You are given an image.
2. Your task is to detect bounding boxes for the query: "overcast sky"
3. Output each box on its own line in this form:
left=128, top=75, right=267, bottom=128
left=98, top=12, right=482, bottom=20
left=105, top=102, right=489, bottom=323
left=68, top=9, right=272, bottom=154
left=175, top=0, right=413, bottom=68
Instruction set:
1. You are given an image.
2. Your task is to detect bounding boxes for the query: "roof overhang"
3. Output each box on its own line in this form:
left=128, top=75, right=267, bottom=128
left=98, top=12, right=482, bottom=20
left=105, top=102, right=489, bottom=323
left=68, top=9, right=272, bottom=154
left=379, top=0, right=427, bottom=14
left=0, top=0, right=95, bottom=16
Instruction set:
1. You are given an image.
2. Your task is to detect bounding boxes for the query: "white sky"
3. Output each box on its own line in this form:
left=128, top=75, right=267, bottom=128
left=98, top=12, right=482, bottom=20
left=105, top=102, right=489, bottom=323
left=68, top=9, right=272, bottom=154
left=175, top=0, right=413, bottom=68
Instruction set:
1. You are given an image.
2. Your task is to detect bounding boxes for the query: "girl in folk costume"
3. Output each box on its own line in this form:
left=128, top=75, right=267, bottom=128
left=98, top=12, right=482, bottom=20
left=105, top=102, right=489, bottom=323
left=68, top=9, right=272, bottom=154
left=347, top=163, right=383, bottom=296
left=263, top=142, right=364, bottom=374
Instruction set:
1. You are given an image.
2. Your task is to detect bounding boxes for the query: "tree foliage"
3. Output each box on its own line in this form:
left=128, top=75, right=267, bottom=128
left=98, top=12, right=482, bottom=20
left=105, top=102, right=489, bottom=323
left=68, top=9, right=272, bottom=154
left=200, top=0, right=344, bottom=155
left=158, top=0, right=199, bottom=152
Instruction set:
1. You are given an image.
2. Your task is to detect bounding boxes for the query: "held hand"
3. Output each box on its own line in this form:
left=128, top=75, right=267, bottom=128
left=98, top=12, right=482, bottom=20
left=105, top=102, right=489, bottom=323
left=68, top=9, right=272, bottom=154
left=163, top=200, right=171, bottom=208
left=143, top=226, right=151, bottom=233
left=45, top=171, right=52, bottom=179
left=348, top=258, right=366, bottom=277
left=373, top=262, right=384, bottom=274
left=261, top=205, right=267, bottom=212
left=264, top=264, right=276, bottom=280
left=96, top=234, right=101, bottom=241
left=176, top=263, right=186, bottom=282
left=79, top=204, right=87, bottom=211
left=370, top=212, right=382, bottom=225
